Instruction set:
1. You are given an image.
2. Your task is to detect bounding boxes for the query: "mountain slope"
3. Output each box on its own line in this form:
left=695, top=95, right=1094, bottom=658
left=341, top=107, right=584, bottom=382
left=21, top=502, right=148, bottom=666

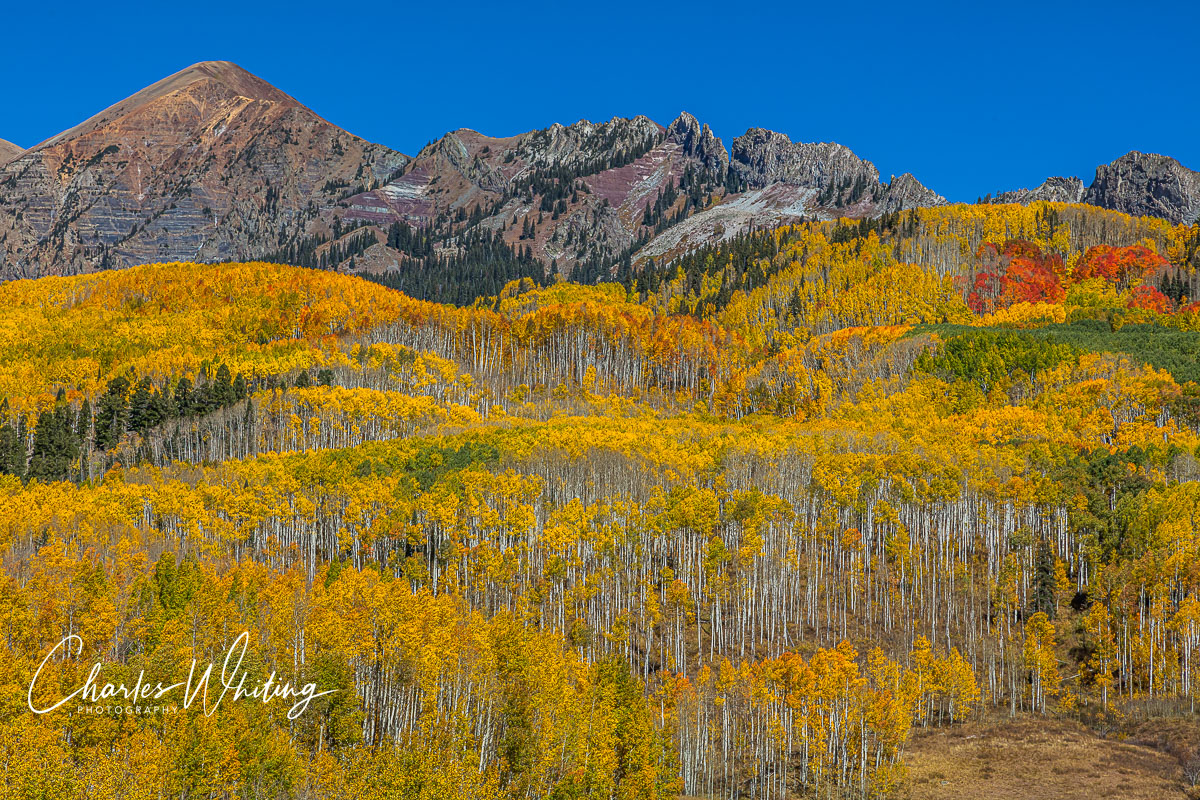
left=338, top=111, right=729, bottom=280
left=0, top=138, right=21, bottom=166
left=0, top=61, right=408, bottom=279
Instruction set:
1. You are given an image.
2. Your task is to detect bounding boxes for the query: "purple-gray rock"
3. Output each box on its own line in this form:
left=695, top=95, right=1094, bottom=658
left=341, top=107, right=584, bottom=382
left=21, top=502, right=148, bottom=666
left=1083, top=151, right=1200, bottom=224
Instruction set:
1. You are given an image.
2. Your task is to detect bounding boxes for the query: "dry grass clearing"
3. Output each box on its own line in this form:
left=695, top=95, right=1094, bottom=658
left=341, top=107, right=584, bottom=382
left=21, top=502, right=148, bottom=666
left=901, top=715, right=1187, bottom=799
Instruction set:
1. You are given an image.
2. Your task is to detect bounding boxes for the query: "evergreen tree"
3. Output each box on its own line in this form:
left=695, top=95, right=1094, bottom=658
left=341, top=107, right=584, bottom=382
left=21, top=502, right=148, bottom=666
left=94, top=374, right=130, bottom=451
left=174, top=376, right=193, bottom=417
left=1032, top=537, right=1057, bottom=618
left=76, top=398, right=92, bottom=448
left=27, top=402, right=79, bottom=482
left=213, top=363, right=234, bottom=406
left=128, top=378, right=154, bottom=432
left=0, top=406, right=27, bottom=478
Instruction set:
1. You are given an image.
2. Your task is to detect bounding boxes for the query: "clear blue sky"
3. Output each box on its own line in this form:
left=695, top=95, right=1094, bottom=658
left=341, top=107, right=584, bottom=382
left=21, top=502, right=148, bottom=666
left=1, top=0, right=1195, bottom=202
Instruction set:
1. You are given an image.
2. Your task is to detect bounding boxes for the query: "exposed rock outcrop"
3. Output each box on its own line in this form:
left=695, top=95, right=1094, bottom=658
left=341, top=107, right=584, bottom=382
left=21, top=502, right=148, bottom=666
left=992, top=176, right=1086, bottom=205
left=514, top=115, right=663, bottom=173
left=992, top=154, right=1200, bottom=224
left=728, top=128, right=944, bottom=216
left=665, top=112, right=729, bottom=177
left=878, top=173, right=947, bottom=213
left=1083, top=151, right=1200, bottom=224
left=731, top=128, right=880, bottom=196
left=0, top=61, right=408, bottom=279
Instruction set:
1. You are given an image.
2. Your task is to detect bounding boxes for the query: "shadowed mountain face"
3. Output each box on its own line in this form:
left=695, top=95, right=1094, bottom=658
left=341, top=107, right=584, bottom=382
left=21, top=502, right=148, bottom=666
left=0, top=62, right=1195, bottom=286
left=1083, top=151, right=1200, bottom=224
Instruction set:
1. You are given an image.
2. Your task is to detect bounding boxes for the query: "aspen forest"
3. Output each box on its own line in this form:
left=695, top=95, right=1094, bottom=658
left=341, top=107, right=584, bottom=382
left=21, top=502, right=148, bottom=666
left=4, top=200, right=1200, bottom=799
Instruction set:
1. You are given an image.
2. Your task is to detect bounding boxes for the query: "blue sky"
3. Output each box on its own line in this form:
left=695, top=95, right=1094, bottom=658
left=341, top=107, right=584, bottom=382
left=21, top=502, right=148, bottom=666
left=1, top=0, right=1195, bottom=201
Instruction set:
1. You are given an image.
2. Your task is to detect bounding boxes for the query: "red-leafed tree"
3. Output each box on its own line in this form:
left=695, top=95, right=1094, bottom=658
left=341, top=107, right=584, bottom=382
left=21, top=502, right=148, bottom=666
left=1127, top=284, right=1171, bottom=313
left=968, top=240, right=1065, bottom=313
left=1074, top=244, right=1168, bottom=291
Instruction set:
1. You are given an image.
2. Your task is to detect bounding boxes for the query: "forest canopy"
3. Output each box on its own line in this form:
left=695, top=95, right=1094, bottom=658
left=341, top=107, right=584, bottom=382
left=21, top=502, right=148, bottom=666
left=1, top=201, right=1199, bottom=799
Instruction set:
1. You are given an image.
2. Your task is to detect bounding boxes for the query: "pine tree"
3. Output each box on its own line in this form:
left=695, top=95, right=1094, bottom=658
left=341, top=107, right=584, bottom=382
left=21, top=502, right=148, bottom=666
left=128, top=378, right=154, bottom=432
left=174, top=376, right=193, bottom=417
left=1032, top=537, right=1057, bottom=618
left=213, top=363, right=234, bottom=406
left=95, top=374, right=130, bottom=450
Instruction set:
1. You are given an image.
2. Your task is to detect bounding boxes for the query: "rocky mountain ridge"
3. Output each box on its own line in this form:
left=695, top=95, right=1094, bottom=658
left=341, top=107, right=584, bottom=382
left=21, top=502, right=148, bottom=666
left=992, top=153, right=1200, bottom=224
left=1, top=61, right=1196, bottom=289
left=992, top=176, right=1086, bottom=205
left=730, top=128, right=944, bottom=212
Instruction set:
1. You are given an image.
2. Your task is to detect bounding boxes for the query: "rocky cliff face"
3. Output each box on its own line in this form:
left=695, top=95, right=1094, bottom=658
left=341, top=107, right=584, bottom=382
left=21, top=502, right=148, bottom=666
left=0, top=138, right=21, bottom=166
left=0, top=61, right=408, bottom=279
left=991, top=154, right=1200, bottom=224
left=878, top=173, right=947, bottom=213
left=341, top=111, right=731, bottom=276
left=732, top=129, right=879, bottom=193
left=1083, top=151, right=1200, bottom=224
left=992, top=176, right=1085, bottom=205
left=729, top=128, right=942, bottom=215
left=665, top=112, right=729, bottom=177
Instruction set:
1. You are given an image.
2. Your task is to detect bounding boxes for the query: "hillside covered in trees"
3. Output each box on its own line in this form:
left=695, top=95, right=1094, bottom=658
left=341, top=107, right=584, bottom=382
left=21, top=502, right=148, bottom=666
left=3, top=201, right=1200, bottom=799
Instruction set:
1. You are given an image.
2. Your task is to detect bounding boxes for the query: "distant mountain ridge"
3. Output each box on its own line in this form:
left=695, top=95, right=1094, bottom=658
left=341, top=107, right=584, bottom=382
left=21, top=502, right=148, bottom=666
left=730, top=128, right=946, bottom=212
left=992, top=176, right=1086, bottom=205
left=990, top=152, right=1200, bottom=224
left=1, top=61, right=1196, bottom=287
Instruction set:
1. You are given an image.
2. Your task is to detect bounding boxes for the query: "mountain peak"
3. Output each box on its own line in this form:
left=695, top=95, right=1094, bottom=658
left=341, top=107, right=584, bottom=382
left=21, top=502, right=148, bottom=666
left=1, top=61, right=406, bottom=279
left=1084, top=150, right=1200, bottom=224
left=666, top=111, right=700, bottom=133
left=154, top=61, right=299, bottom=105
left=30, top=61, right=302, bottom=152
left=666, top=112, right=728, bottom=175
left=879, top=172, right=946, bottom=213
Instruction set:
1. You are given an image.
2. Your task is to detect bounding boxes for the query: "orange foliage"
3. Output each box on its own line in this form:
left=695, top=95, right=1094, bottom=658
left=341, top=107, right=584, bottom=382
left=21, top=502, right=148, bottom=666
left=968, top=240, right=1065, bottom=314
left=969, top=241, right=1176, bottom=316
left=1074, top=244, right=1168, bottom=290
left=1126, top=285, right=1171, bottom=313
